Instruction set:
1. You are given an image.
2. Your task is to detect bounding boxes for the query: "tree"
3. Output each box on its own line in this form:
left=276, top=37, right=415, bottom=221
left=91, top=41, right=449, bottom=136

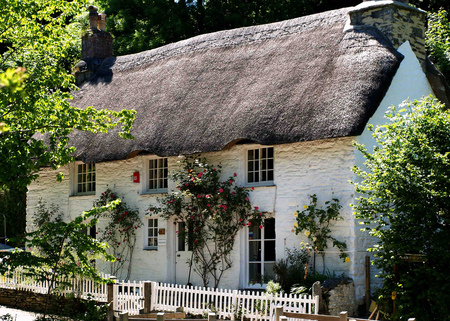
left=352, top=96, right=450, bottom=320
left=0, top=199, right=119, bottom=319
left=426, top=9, right=450, bottom=84
left=0, top=0, right=135, bottom=189
left=152, top=156, right=265, bottom=288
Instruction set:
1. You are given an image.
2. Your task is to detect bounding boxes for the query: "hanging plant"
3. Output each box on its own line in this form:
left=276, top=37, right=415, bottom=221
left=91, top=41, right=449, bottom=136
left=94, top=189, right=143, bottom=279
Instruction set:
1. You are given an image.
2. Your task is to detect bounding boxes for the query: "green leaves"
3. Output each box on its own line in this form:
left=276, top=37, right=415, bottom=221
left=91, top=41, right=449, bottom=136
left=0, top=0, right=135, bottom=189
left=353, top=96, right=450, bottom=320
left=426, top=10, right=450, bottom=84
left=293, top=194, right=348, bottom=264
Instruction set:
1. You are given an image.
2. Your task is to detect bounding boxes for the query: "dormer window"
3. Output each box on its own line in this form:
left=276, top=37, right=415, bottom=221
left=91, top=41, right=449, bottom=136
left=247, top=147, right=274, bottom=185
left=76, top=163, right=96, bottom=195
left=146, top=158, right=168, bottom=192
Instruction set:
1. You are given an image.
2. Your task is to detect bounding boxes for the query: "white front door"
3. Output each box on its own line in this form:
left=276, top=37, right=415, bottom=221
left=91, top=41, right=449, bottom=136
left=175, top=222, right=196, bottom=285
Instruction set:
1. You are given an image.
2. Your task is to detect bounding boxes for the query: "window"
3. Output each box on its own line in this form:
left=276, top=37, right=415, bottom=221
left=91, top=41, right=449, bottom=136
left=76, top=163, right=96, bottom=195
left=247, top=147, right=274, bottom=184
left=248, top=218, right=276, bottom=284
left=146, top=218, right=158, bottom=250
left=177, top=222, right=193, bottom=252
left=147, top=158, right=168, bottom=191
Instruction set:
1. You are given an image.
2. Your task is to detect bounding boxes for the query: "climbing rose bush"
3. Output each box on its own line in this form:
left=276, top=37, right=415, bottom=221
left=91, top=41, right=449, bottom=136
left=150, top=155, right=265, bottom=288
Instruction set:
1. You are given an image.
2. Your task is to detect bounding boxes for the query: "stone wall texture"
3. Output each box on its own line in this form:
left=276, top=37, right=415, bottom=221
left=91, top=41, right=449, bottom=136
left=349, top=2, right=427, bottom=65
left=0, top=288, right=90, bottom=314
left=328, top=282, right=357, bottom=317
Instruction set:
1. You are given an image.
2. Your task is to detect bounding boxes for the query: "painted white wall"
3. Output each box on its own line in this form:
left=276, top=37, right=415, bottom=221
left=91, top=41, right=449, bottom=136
left=27, top=137, right=357, bottom=291
left=353, top=41, right=435, bottom=299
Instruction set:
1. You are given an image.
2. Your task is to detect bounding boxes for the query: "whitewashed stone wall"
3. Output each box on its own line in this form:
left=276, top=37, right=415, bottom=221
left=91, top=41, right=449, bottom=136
left=27, top=137, right=359, bottom=292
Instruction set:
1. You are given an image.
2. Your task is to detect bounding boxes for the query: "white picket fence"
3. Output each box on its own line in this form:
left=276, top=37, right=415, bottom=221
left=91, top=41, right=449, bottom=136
left=151, top=282, right=318, bottom=321
left=0, top=267, right=111, bottom=302
left=113, top=280, right=145, bottom=316
left=0, top=268, right=319, bottom=320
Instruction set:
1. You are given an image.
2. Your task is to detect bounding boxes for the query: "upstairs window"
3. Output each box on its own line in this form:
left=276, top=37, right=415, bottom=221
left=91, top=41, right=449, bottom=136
left=247, top=147, right=274, bottom=184
left=76, top=163, right=96, bottom=195
left=147, top=158, right=168, bottom=192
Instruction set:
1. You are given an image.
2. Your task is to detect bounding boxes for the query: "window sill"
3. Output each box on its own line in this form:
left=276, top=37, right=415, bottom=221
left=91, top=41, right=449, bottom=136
left=244, top=183, right=276, bottom=189
left=69, top=193, right=96, bottom=199
left=140, top=190, right=168, bottom=196
left=143, top=248, right=158, bottom=251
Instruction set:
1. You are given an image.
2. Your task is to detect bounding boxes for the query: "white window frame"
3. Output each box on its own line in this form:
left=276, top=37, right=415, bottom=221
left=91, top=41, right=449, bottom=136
left=144, top=157, right=168, bottom=193
left=144, top=217, right=159, bottom=250
left=246, top=147, right=274, bottom=186
left=73, top=162, right=96, bottom=196
left=246, top=217, right=276, bottom=288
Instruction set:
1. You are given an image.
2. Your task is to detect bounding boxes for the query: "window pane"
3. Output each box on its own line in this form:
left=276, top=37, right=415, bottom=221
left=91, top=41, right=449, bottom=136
left=248, top=150, right=254, bottom=161
left=249, top=263, right=261, bottom=283
left=262, top=148, right=267, bottom=158
left=249, top=224, right=261, bottom=240
left=265, top=218, right=276, bottom=239
left=148, top=229, right=153, bottom=237
left=248, top=161, right=254, bottom=172
left=268, top=147, right=274, bottom=158
left=255, top=149, right=259, bottom=160
left=248, top=173, right=254, bottom=183
left=264, top=263, right=275, bottom=280
left=178, top=223, right=185, bottom=251
left=154, top=219, right=158, bottom=227
left=255, top=172, right=259, bottom=182
left=262, top=171, right=267, bottom=182
left=264, top=241, right=276, bottom=261
left=154, top=238, right=158, bottom=246
left=249, top=241, right=261, bottom=261
left=268, top=159, right=274, bottom=170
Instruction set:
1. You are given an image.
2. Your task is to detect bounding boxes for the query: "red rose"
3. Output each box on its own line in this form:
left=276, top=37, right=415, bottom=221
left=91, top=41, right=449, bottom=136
left=198, top=172, right=203, bottom=178
left=234, top=173, right=237, bottom=177
left=229, top=180, right=233, bottom=184
left=259, top=225, right=263, bottom=229
left=251, top=187, right=254, bottom=190
left=219, top=188, right=224, bottom=193
left=255, top=206, right=259, bottom=210
left=185, top=183, right=189, bottom=186
left=248, top=222, right=252, bottom=226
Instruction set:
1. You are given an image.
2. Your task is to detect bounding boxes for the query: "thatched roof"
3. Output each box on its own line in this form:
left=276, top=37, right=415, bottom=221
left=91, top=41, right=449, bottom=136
left=70, top=7, right=403, bottom=163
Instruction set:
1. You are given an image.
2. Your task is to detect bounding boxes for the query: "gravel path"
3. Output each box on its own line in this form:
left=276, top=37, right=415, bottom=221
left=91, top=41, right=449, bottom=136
left=0, top=305, right=43, bottom=321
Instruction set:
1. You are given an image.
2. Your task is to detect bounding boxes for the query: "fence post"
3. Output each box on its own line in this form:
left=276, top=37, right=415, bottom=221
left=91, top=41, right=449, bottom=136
left=339, top=311, right=348, bottom=321
left=279, top=316, right=288, bottom=321
left=143, top=281, right=152, bottom=313
left=275, top=306, right=284, bottom=321
left=208, top=312, right=216, bottom=321
left=157, top=312, right=166, bottom=321
left=119, top=312, right=129, bottom=321
left=231, top=290, right=238, bottom=321
left=107, top=281, right=115, bottom=321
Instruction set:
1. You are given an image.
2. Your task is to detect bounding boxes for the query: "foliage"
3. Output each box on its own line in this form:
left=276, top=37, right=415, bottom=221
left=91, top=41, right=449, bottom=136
left=0, top=315, right=13, bottom=321
left=0, top=200, right=118, bottom=319
left=352, top=96, right=450, bottom=321
left=0, top=0, right=135, bottom=189
left=94, top=0, right=449, bottom=57
left=93, top=189, right=143, bottom=279
left=426, top=10, right=450, bottom=84
left=0, top=184, right=26, bottom=246
left=293, top=194, right=348, bottom=271
left=151, top=155, right=265, bottom=288
left=273, top=248, right=309, bottom=293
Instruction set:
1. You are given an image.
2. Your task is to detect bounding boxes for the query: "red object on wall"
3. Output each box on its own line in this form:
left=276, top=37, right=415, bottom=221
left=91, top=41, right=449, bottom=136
left=133, top=172, right=140, bottom=183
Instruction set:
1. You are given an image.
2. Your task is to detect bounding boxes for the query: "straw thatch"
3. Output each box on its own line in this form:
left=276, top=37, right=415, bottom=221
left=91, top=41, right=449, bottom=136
left=70, top=7, right=403, bottom=163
